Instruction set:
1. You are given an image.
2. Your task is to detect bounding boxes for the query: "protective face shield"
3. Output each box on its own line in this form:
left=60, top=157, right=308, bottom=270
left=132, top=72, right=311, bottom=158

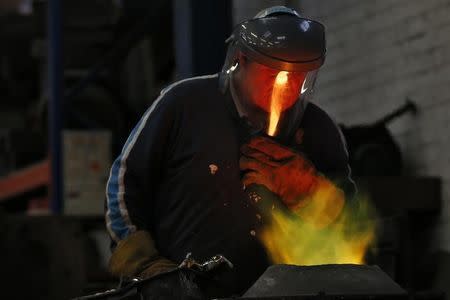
left=222, top=6, right=326, bottom=142
left=232, top=58, right=318, bottom=139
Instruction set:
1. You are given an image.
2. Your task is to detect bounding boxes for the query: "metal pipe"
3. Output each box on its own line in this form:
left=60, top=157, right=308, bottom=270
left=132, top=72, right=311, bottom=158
left=374, top=99, right=418, bottom=127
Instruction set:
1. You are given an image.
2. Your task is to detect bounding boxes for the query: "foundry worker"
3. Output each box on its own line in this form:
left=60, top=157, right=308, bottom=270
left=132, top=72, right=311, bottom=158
left=105, top=6, right=356, bottom=296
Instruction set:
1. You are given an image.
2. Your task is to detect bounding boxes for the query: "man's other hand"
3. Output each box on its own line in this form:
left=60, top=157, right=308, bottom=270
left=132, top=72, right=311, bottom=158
left=109, top=231, right=177, bottom=280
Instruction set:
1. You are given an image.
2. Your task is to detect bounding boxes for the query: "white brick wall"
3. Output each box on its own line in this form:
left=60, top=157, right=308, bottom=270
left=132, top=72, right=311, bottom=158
left=232, top=0, right=288, bottom=25
left=297, top=0, right=450, bottom=252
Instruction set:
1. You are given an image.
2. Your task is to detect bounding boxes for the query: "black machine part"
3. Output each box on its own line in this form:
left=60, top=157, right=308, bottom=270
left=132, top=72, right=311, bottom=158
left=340, top=100, right=418, bottom=176
left=75, top=263, right=409, bottom=300
left=242, top=264, right=407, bottom=299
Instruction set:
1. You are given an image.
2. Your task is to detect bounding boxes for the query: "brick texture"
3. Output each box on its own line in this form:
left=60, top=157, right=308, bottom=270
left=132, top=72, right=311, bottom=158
left=297, top=0, right=450, bottom=251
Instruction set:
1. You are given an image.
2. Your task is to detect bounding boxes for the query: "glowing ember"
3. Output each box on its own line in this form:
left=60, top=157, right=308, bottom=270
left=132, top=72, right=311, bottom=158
left=259, top=194, right=376, bottom=266
left=209, top=164, right=218, bottom=175
left=267, top=71, right=289, bottom=136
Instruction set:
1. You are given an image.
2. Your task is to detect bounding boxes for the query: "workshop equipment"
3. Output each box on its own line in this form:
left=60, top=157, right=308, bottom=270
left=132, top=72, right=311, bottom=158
left=340, top=100, right=418, bottom=176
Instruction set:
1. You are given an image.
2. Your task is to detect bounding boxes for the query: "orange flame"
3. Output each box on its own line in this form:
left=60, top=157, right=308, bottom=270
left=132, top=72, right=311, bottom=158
left=267, top=71, right=289, bottom=136
left=259, top=194, right=376, bottom=265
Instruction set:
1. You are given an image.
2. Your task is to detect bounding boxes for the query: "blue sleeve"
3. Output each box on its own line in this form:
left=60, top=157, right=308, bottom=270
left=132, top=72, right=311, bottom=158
left=105, top=88, right=180, bottom=243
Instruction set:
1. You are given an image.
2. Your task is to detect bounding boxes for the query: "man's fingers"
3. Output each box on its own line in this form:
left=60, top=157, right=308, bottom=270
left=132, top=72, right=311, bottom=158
left=242, top=171, right=271, bottom=190
left=242, top=171, right=260, bottom=187
left=239, top=155, right=273, bottom=172
left=241, top=145, right=280, bottom=167
left=246, top=136, right=294, bottom=161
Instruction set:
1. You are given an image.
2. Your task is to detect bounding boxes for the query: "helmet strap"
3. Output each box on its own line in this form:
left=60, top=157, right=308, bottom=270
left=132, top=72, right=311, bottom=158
left=229, top=70, right=246, bottom=118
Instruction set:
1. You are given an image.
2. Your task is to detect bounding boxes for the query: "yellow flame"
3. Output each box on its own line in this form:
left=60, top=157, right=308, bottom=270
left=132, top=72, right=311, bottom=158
left=259, top=194, right=376, bottom=265
left=267, top=71, right=289, bottom=136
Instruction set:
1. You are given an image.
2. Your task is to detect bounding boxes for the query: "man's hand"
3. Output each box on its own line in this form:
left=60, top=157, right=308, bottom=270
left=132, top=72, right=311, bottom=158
left=240, top=136, right=317, bottom=209
left=109, top=231, right=177, bottom=280
left=240, top=136, right=345, bottom=228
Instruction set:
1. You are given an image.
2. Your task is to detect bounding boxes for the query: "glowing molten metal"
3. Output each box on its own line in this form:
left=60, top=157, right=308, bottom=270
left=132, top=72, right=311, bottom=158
left=267, top=71, right=288, bottom=136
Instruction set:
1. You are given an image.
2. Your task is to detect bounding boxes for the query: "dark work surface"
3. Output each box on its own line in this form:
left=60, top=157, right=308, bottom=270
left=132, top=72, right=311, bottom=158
left=242, top=264, right=407, bottom=298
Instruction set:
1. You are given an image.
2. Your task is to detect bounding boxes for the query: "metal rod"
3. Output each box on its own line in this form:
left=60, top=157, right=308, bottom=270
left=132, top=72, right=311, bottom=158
left=374, top=99, right=418, bottom=126
left=48, top=0, right=63, bottom=214
left=173, top=0, right=193, bottom=79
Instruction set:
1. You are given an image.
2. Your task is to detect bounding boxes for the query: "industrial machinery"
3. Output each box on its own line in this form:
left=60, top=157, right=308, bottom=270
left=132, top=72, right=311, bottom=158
left=74, top=262, right=410, bottom=300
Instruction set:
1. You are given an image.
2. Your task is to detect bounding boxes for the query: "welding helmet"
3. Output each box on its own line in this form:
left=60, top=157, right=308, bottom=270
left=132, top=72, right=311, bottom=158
left=220, top=6, right=326, bottom=142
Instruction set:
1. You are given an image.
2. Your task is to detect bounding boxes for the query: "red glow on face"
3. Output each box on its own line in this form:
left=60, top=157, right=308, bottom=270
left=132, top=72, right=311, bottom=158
left=242, top=61, right=307, bottom=113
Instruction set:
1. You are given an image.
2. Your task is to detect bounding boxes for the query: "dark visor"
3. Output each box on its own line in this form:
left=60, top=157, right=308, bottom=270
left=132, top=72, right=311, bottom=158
left=236, top=15, right=326, bottom=72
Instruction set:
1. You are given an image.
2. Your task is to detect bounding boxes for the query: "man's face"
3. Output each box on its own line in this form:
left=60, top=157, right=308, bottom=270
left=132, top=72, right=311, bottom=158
left=234, top=53, right=307, bottom=114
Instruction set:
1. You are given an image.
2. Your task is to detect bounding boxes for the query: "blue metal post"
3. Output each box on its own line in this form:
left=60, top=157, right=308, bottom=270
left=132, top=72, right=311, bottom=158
left=48, top=0, right=63, bottom=214
left=173, top=0, right=193, bottom=80
left=172, top=0, right=231, bottom=79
